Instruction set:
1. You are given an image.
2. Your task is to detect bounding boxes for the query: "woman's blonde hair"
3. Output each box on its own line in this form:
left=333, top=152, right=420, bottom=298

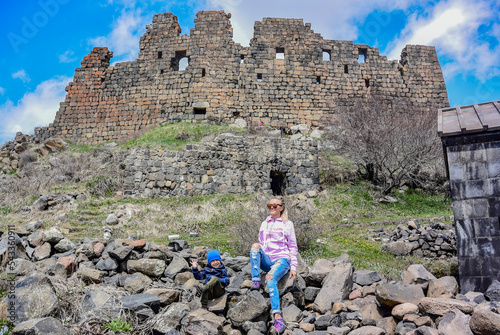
left=270, top=196, right=288, bottom=222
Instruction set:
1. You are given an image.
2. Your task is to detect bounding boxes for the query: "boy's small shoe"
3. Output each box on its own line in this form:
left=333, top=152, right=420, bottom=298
left=274, top=318, right=286, bottom=334
left=250, top=281, right=260, bottom=290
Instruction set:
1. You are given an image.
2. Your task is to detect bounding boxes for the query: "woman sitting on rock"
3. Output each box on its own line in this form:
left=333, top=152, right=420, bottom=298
left=250, top=196, right=298, bottom=334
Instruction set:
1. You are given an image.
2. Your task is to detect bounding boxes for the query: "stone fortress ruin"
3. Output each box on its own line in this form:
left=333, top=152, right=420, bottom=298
left=35, top=10, right=449, bottom=144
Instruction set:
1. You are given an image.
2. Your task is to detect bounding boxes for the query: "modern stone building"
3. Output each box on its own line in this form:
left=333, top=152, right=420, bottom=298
left=36, top=10, right=449, bottom=144
left=438, top=100, right=500, bottom=293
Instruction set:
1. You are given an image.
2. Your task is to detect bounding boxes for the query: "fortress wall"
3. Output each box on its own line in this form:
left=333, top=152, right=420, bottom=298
left=123, top=135, right=319, bottom=197
left=35, top=11, right=449, bottom=144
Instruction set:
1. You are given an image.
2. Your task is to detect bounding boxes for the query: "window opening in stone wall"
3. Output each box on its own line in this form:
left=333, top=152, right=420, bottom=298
left=399, top=68, right=404, bottom=76
left=358, top=48, right=367, bottom=63
left=158, top=51, right=163, bottom=59
left=194, top=107, right=206, bottom=115
left=322, top=50, right=331, bottom=61
left=344, top=65, right=349, bottom=74
left=240, top=55, right=245, bottom=64
left=270, top=170, right=286, bottom=195
left=257, top=73, right=263, bottom=81
left=365, top=79, right=370, bottom=87
left=276, top=47, right=285, bottom=60
left=233, top=111, right=240, bottom=117
left=160, top=69, right=164, bottom=74
left=202, top=68, right=206, bottom=77
left=179, top=57, right=189, bottom=71
left=171, top=50, right=189, bottom=71
left=316, top=76, right=321, bottom=84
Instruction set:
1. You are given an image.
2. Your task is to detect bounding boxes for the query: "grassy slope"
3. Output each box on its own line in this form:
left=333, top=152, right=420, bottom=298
left=0, top=123, right=454, bottom=281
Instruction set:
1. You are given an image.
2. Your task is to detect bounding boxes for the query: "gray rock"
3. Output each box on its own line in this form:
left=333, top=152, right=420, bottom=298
left=242, top=321, right=267, bottom=334
left=105, top=214, right=119, bottom=225
left=109, top=245, right=134, bottom=261
left=53, top=238, right=75, bottom=253
left=383, top=241, right=412, bottom=256
left=153, top=302, right=190, bottom=334
left=81, top=290, right=112, bottom=311
left=306, top=258, right=335, bottom=286
left=10, top=258, right=36, bottom=276
left=401, top=264, right=436, bottom=290
left=304, top=287, right=321, bottom=301
left=438, top=308, right=473, bottom=335
left=418, top=297, right=474, bottom=316
left=353, top=270, right=381, bottom=286
left=164, top=255, right=189, bottom=279
left=128, top=258, right=166, bottom=277
left=314, top=262, right=353, bottom=313
left=282, top=304, right=302, bottom=323
left=96, top=257, right=119, bottom=271
left=2, top=274, right=58, bottom=323
left=227, top=291, right=268, bottom=326
left=32, top=242, right=51, bottom=261
left=222, top=255, right=249, bottom=271
left=123, top=272, right=152, bottom=293
left=144, top=288, right=181, bottom=306
left=376, top=283, right=425, bottom=308
left=469, top=302, right=500, bottom=335
left=181, top=308, right=225, bottom=335
left=427, top=276, right=459, bottom=298
left=78, top=267, right=105, bottom=283
left=42, top=228, right=63, bottom=244
left=36, top=258, right=67, bottom=278
left=25, top=221, right=43, bottom=232
left=123, top=293, right=161, bottom=313
left=348, top=326, right=386, bottom=335
left=11, top=317, right=71, bottom=335
left=484, top=279, right=500, bottom=302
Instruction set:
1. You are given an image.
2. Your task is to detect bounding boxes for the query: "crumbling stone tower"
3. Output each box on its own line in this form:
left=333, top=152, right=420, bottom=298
left=36, top=11, right=449, bottom=144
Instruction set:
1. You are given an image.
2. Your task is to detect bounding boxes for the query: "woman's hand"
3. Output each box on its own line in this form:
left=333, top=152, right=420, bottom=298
left=290, top=270, right=297, bottom=280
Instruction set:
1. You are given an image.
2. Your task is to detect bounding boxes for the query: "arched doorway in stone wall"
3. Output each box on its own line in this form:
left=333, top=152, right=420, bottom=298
left=270, top=170, right=287, bottom=195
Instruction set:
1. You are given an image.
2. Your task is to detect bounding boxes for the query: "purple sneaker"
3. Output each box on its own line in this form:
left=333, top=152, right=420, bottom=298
left=250, top=281, right=260, bottom=290
left=274, top=318, right=286, bottom=334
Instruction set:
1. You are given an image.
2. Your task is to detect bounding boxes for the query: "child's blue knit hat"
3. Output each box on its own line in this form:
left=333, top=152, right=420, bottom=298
left=207, top=250, right=221, bottom=264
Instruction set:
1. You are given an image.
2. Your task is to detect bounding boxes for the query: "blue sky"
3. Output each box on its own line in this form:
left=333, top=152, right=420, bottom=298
left=1, top=0, right=499, bottom=144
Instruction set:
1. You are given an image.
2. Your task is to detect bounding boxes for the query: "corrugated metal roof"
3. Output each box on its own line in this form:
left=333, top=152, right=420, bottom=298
left=438, top=100, right=500, bottom=137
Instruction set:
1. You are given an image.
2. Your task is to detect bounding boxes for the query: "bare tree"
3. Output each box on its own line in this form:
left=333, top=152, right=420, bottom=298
left=334, top=96, right=443, bottom=194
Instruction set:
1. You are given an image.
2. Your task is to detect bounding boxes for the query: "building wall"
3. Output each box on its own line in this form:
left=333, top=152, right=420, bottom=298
left=446, top=136, right=500, bottom=292
left=35, top=11, right=448, bottom=144
left=123, top=135, right=319, bottom=197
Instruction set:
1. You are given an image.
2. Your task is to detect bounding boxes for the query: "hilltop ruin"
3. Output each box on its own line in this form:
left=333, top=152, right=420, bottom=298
left=35, top=10, right=448, bottom=144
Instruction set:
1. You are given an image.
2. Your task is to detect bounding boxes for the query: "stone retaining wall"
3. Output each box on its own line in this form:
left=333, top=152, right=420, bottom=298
left=35, top=10, right=448, bottom=144
left=124, top=135, right=319, bottom=197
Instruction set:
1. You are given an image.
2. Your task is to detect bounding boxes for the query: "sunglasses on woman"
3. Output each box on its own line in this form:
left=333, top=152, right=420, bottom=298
left=267, top=203, right=283, bottom=209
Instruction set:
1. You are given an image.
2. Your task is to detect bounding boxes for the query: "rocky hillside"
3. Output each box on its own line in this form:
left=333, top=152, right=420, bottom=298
left=1, top=226, right=499, bottom=335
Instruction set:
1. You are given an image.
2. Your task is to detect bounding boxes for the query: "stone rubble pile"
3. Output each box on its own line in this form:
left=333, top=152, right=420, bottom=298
left=374, top=221, right=457, bottom=259
left=1, top=225, right=498, bottom=335
left=0, top=132, right=68, bottom=174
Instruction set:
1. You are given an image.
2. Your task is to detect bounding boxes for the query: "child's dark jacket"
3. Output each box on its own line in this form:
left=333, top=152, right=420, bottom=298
left=192, top=264, right=230, bottom=286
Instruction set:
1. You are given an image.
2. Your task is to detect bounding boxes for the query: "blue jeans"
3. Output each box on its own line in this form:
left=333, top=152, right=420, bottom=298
left=250, top=248, right=290, bottom=315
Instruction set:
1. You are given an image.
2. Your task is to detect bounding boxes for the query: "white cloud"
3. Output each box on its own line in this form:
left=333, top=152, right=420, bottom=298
left=385, top=0, right=500, bottom=81
left=12, top=69, right=30, bottom=83
left=208, top=0, right=422, bottom=46
left=0, top=76, right=71, bottom=141
left=0, top=87, right=5, bottom=95
left=88, top=8, right=147, bottom=62
left=59, top=50, right=77, bottom=63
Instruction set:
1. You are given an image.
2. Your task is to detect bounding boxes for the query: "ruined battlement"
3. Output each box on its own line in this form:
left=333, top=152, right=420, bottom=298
left=36, top=11, right=449, bottom=144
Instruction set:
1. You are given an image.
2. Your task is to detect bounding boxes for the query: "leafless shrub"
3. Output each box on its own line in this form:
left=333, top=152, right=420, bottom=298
left=334, top=95, right=445, bottom=194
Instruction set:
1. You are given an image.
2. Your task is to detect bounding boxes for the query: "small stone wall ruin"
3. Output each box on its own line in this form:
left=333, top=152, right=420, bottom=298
left=124, top=135, right=319, bottom=197
left=35, top=10, right=449, bottom=144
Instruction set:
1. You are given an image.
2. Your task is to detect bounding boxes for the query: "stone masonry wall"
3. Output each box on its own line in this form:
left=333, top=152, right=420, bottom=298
left=123, top=135, right=319, bottom=197
left=446, top=137, right=500, bottom=293
left=35, top=11, right=449, bottom=144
